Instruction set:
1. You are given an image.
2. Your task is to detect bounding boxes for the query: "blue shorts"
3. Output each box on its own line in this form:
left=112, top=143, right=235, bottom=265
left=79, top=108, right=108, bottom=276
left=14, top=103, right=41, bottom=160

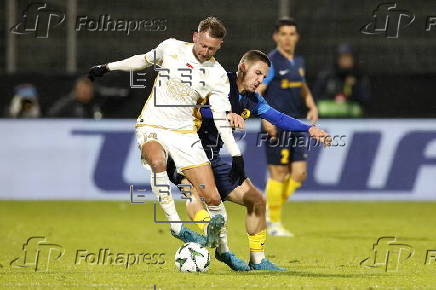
left=263, top=131, right=309, bottom=165
left=166, top=155, right=244, bottom=201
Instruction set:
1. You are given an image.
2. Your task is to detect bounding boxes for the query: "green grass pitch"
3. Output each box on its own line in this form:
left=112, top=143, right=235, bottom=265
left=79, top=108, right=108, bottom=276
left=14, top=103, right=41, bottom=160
left=1, top=201, right=436, bottom=289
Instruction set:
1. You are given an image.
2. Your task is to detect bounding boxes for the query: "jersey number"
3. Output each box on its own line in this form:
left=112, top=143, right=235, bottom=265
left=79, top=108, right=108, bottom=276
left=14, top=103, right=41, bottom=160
left=280, top=149, right=290, bottom=164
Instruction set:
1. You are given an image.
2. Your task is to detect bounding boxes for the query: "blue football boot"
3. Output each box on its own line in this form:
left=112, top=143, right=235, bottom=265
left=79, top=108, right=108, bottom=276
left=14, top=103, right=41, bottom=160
left=171, top=225, right=207, bottom=246
left=249, top=258, right=286, bottom=271
left=206, top=214, right=225, bottom=248
left=215, top=249, right=250, bottom=271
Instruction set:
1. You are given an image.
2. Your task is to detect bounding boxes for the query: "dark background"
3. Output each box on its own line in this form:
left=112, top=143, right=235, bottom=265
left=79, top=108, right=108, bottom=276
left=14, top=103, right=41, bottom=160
left=1, top=0, right=435, bottom=118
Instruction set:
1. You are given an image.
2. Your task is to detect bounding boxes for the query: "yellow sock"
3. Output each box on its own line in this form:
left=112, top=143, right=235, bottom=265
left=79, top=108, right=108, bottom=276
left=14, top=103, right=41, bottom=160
left=266, top=178, right=286, bottom=223
left=248, top=229, right=266, bottom=252
left=193, top=209, right=211, bottom=232
left=282, top=177, right=301, bottom=203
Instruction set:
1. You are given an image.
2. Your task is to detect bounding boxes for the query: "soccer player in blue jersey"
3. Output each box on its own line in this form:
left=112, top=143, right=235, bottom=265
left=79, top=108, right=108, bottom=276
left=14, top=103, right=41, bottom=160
left=167, top=50, right=329, bottom=271
left=256, top=18, right=319, bottom=237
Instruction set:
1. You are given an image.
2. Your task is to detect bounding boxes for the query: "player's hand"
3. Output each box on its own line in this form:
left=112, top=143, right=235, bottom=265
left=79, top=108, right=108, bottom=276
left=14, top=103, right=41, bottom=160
left=230, top=155, right=246, bottom=185
left=262, top=119, right=278, bottom=141
left=226, top=113, right=245, bottom=130
left=88, top=64, right=109, bottom=81
left=307, top=107, right=319, bottom=125
left=308, top=126, right=331, bottom=147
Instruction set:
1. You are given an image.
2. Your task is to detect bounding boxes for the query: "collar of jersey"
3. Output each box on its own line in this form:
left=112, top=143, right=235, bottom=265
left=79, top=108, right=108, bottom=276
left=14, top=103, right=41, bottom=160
left=275, top=48, right=296, bottom=66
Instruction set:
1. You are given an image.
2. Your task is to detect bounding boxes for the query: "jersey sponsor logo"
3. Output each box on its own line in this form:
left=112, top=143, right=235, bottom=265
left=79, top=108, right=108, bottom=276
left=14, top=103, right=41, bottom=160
left=241, top=109, right=251, bottom=120
left=280, top=79, right=303, bottom=89
left=278, top=69, right=289, bottom=76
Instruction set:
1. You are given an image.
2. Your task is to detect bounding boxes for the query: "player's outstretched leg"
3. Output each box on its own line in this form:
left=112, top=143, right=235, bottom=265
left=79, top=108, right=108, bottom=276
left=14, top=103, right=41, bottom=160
left=266, top=164, right=298, bottom=237
left=185, top=194, right=250, bottom=271
left=214, top=249, right=250, bottom=271
left=170, top=225, right=207, bottom=246
left=183, top=165, right=226, bottom=248
left=142, top=140, right=205, bottom=246
left=142, top=141, right=183, bottom=236
left=210, top=204, right=250, bottom=271
left=162, top=157, right=208, bottom=245
left=228, top=179, right=285, bottom=271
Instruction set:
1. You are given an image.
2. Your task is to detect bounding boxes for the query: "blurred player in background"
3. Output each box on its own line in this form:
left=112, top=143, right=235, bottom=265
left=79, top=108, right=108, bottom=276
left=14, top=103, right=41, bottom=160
left=257, top=18, right=319, bottom=237
left=167, top=50, right=329, bottom=271
left=88, top=17, right=246, bottom=248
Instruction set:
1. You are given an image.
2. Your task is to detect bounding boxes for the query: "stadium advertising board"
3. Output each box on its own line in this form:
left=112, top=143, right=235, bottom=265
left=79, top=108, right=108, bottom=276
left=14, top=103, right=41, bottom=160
left=1, top=119, right=435, bottom=200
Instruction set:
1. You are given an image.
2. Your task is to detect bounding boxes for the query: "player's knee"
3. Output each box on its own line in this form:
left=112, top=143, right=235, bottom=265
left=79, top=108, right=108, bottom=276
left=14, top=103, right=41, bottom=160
left=245, top=189, right=266, bottom=212
left=261, top=194, right=267, bottom=207
left=205, top=192, right=222, bottom=206
left=269, top=166, right=289, bottom=183
left=253, top=193, right=266, bottom=212
left=293, top=170, right=307, bottom=183
left=270, top=172, right=288, bottom=183
left=149, top=158, right=167, bottom=172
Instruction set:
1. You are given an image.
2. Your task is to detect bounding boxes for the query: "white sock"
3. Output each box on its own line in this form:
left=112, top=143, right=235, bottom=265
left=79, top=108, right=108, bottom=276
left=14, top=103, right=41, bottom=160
left=207, top=202, right=229, bottom=253
left=151, top=171, right=182, bottom=234
left=250, top=252, right=265, bottom=264
left=217, top=226, right=229, bottom=254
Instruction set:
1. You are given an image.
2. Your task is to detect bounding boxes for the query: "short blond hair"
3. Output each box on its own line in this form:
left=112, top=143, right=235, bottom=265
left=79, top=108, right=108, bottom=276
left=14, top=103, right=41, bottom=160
left=198, top=16, right=227, bottom=39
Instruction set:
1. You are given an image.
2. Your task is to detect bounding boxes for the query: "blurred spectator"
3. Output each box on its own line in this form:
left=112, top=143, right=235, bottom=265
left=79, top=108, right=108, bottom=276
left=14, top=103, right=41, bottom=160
left=48, top=77, right=102, bottom=119
left=313, top=43, right=370, bottom=118
left=7, top=84, right=41, bottom=118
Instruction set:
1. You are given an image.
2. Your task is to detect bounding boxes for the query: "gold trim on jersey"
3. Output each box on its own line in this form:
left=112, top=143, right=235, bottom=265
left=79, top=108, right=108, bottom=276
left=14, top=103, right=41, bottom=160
left=181, top=161, right=211, bottom=171
left=135, top=123, right=196, bottom=133
left=138, top=77, right=158, bottom=119
left=192, top=95, right=209, bottom=131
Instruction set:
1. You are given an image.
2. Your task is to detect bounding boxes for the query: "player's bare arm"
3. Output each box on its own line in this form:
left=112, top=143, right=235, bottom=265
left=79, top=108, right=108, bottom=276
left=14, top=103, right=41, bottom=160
left=301, top=83, right=319, bottom=124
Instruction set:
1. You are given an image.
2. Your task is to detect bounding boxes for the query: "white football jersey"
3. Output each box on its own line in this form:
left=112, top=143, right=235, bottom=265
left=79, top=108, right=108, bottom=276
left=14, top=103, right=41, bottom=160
left=137, top=38, right=230, bottom=132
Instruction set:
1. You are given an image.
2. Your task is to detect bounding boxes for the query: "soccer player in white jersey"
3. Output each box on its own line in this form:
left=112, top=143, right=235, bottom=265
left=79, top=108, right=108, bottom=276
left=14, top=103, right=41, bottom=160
left=88, top=17, right=246, bottom=248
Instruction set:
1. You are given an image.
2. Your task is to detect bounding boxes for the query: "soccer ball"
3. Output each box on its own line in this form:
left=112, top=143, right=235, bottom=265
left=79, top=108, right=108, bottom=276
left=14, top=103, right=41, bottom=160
left=174, top=242, right=210, bottom=272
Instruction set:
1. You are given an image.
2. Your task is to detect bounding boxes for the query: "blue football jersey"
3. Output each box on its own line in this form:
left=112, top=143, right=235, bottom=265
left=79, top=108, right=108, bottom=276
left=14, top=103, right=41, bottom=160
left=263, top=49, right=307, bottom=118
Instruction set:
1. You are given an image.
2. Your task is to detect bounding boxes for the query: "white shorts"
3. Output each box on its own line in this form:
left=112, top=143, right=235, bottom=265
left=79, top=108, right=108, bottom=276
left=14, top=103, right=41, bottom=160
left=135, top=125, right=210, bottom=172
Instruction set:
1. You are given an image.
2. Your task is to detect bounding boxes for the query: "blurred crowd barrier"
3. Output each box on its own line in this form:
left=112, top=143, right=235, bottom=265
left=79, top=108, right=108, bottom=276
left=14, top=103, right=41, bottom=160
left=1, top=72, right=435, bottom=118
